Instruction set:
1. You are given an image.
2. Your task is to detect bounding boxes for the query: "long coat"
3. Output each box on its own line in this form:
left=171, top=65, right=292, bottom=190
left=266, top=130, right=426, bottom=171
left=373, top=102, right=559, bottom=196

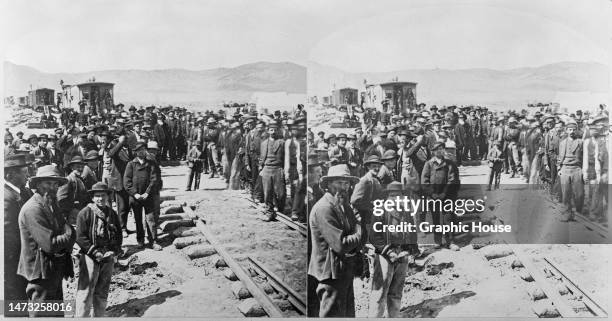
left=350, top=171, right=383, bottom=224
left=17, top=193, right=76, bottom=281
left=421, top=157, right=460, bottom=197
left=308, top=193, right=363, bottom=281
left=4, top=184, right=27, bottom=299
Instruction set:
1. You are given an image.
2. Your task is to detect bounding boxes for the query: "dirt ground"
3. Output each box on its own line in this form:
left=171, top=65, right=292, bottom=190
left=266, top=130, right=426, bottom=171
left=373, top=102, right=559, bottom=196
left=352, top=165, right=611, bottom=317
left=61, top=165, right=306, bottom=317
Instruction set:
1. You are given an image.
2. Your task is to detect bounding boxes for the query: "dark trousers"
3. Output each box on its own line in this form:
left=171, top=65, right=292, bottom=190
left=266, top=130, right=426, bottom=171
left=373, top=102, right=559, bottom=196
left=187, top=168, right=202, bottom=190
left=130, top=197, right=157, bottom=244
left=456, top=145, right=464, bottom=166
left=25, top=275, right=64, bottom=317
left=4, top=260, right=28, bottom=317
left=488, top=165, right=502, bottom=187
left=292, top=177, right=307, bottom=221
left=559, top=166, right=584, bottom=218
left=261, top=166, right=285, bottom=212
left=432, top=210, right=455, bottom=246
left=169, top=140, right=177, bottom=160
left=114, top=189, right=130, bottom=231
left=249, top=156, right=263, bottom=201
left=316, top=261, right=355, bottom=317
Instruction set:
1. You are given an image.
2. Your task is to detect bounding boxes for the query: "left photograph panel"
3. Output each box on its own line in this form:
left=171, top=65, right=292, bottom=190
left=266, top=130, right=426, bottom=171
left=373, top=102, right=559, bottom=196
left=2, top=0, right=308, bottom=317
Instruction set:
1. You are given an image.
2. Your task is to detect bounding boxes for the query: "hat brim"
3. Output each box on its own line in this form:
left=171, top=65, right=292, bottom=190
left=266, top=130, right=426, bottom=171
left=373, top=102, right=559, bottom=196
left=320, top=175, right=359, bottom=188
left=364, top=160, right=384, bottom=166
left=30, top=176, right=68, bottom=186
left=88, top=188, right=113, bottom=194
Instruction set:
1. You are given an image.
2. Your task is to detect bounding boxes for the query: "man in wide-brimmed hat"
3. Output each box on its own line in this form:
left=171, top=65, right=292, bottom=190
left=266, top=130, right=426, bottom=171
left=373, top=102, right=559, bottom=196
left=17, top=165, right=75, bottom=317
left=4, top=154, right=33, bottom=309
left=368, top=181, right=418, bottom=317
left=82, top=150, right=101, bottom=190
left=75, top=182, right=122, bottom=317
left=57, top=155, right=91, bottom=225
left=308, top=164, right=363, bottom=317
left=378, top=150, right=399, bottom=185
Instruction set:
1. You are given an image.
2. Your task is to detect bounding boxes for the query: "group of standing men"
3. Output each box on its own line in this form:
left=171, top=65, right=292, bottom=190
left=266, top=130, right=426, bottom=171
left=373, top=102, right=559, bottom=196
left=307, top=103, right=609, bottom=317
left=3, top=102, right=308, bottom=316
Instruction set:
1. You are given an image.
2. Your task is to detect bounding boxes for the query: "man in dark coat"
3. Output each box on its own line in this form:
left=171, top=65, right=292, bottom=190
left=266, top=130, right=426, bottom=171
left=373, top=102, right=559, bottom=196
left=308, top=164, right=363, bottom=317
left=421, top=142, right=460, bottom=249
left=124, top=142, right=160, bottom=249
left=153, top=117, right=168, bottom=161
left=100, top=131, right=133, bottom=235
left=17, top=165, right=76, bottom=317
left=4, top=154, right=32, bottom=311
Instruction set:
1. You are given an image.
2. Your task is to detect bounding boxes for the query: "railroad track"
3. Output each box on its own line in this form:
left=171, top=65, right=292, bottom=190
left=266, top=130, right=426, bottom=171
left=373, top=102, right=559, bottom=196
left=156, top=200, right=304, bottom=317
left=573, top=213, right=610, bottom=240
left=508, top=246, right=607, bottom=318
left=275, top=213, right=308, bottom=237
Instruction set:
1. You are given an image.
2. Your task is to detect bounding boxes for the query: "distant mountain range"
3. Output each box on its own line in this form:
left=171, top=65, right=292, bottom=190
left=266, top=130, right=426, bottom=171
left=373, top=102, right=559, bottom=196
left=3, top=61, right=306, bottom=107
left=308, top=61, right=610, bottom=110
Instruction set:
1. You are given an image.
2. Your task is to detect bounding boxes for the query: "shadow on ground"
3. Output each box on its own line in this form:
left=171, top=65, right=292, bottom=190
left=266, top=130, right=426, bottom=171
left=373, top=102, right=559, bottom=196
left=400, top=291, right=476, bottom=318
left=106, top=290, right=182, bottom=317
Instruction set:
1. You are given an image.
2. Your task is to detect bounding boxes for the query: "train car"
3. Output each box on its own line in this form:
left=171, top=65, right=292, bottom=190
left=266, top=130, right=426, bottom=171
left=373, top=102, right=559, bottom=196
left=27, top=88, right=55, bottom=112
left=76, top=81, right=115, bottom=116
left=331, top=87, right=359, bottom=108
left=364, top=81, right=417, bottom=115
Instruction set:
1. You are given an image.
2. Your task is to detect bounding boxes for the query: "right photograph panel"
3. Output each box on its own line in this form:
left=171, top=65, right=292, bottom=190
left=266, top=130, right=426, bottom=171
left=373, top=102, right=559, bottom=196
left=306, top=1, right=611, bottom=318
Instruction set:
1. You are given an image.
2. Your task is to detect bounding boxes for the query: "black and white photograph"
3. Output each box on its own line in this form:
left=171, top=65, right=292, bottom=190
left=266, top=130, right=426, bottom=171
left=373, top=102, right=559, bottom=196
left=2, top=0, right=611, bottom=320
left=305, top=0, right=611, bottom=318
left=2, top=0, right=308, bottom=317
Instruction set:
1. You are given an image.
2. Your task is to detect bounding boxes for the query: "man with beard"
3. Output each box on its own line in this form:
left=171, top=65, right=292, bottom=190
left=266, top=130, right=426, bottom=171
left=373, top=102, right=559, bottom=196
left=17, top=165, right=76, bottom=317
left=557, top=120, right=583, bottom=222
left=57, top=155, right=91, bottom=226
left=259, top=122, right=285, bottom=220
left=124, top=142, right=161, bottom=250
left=309, top=164, right=363, bottom=317
left=505, top=117, right=522, bottom=177
left=203, top=117, right=220, bottom=178
left=378, top=150, right=399, bottom=186
left=246, top=120, right=266, bottom=202
left=100, top=130, right=133, bottom=237
left=4, top=154, right=32, bottom=312
left=75, top=182, right=122, bottom=317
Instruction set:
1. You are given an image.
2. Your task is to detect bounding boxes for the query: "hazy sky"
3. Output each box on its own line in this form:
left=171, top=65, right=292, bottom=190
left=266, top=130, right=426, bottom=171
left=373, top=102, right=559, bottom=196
left=1, top=0, right=610, bottom=73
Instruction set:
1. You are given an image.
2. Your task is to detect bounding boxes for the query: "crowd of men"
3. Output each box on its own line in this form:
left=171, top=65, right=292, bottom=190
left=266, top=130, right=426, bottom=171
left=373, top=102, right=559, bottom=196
left=4, top=102, right=307, bottom=317
left=307, top=103, right=609, bottom=317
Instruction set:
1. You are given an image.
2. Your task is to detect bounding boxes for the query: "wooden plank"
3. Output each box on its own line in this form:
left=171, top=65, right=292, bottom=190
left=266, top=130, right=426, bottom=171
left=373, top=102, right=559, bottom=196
left=511, top=248, right=578, bottom=317
left=543, top=257, right=607, bottom=317
left=248, top=256, right=306, bottom=315
left=194, top=219, right=283, bottom=318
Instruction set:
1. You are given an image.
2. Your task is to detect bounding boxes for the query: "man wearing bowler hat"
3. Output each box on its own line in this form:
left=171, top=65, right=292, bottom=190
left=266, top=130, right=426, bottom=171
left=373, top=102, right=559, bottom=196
left=309, top=164, right=363, bottom=317
left=4, top=154, right=32, bottom=311
left=75, top=182, right=122, bottom=317
left=17, top=165, right=76, bottom=317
